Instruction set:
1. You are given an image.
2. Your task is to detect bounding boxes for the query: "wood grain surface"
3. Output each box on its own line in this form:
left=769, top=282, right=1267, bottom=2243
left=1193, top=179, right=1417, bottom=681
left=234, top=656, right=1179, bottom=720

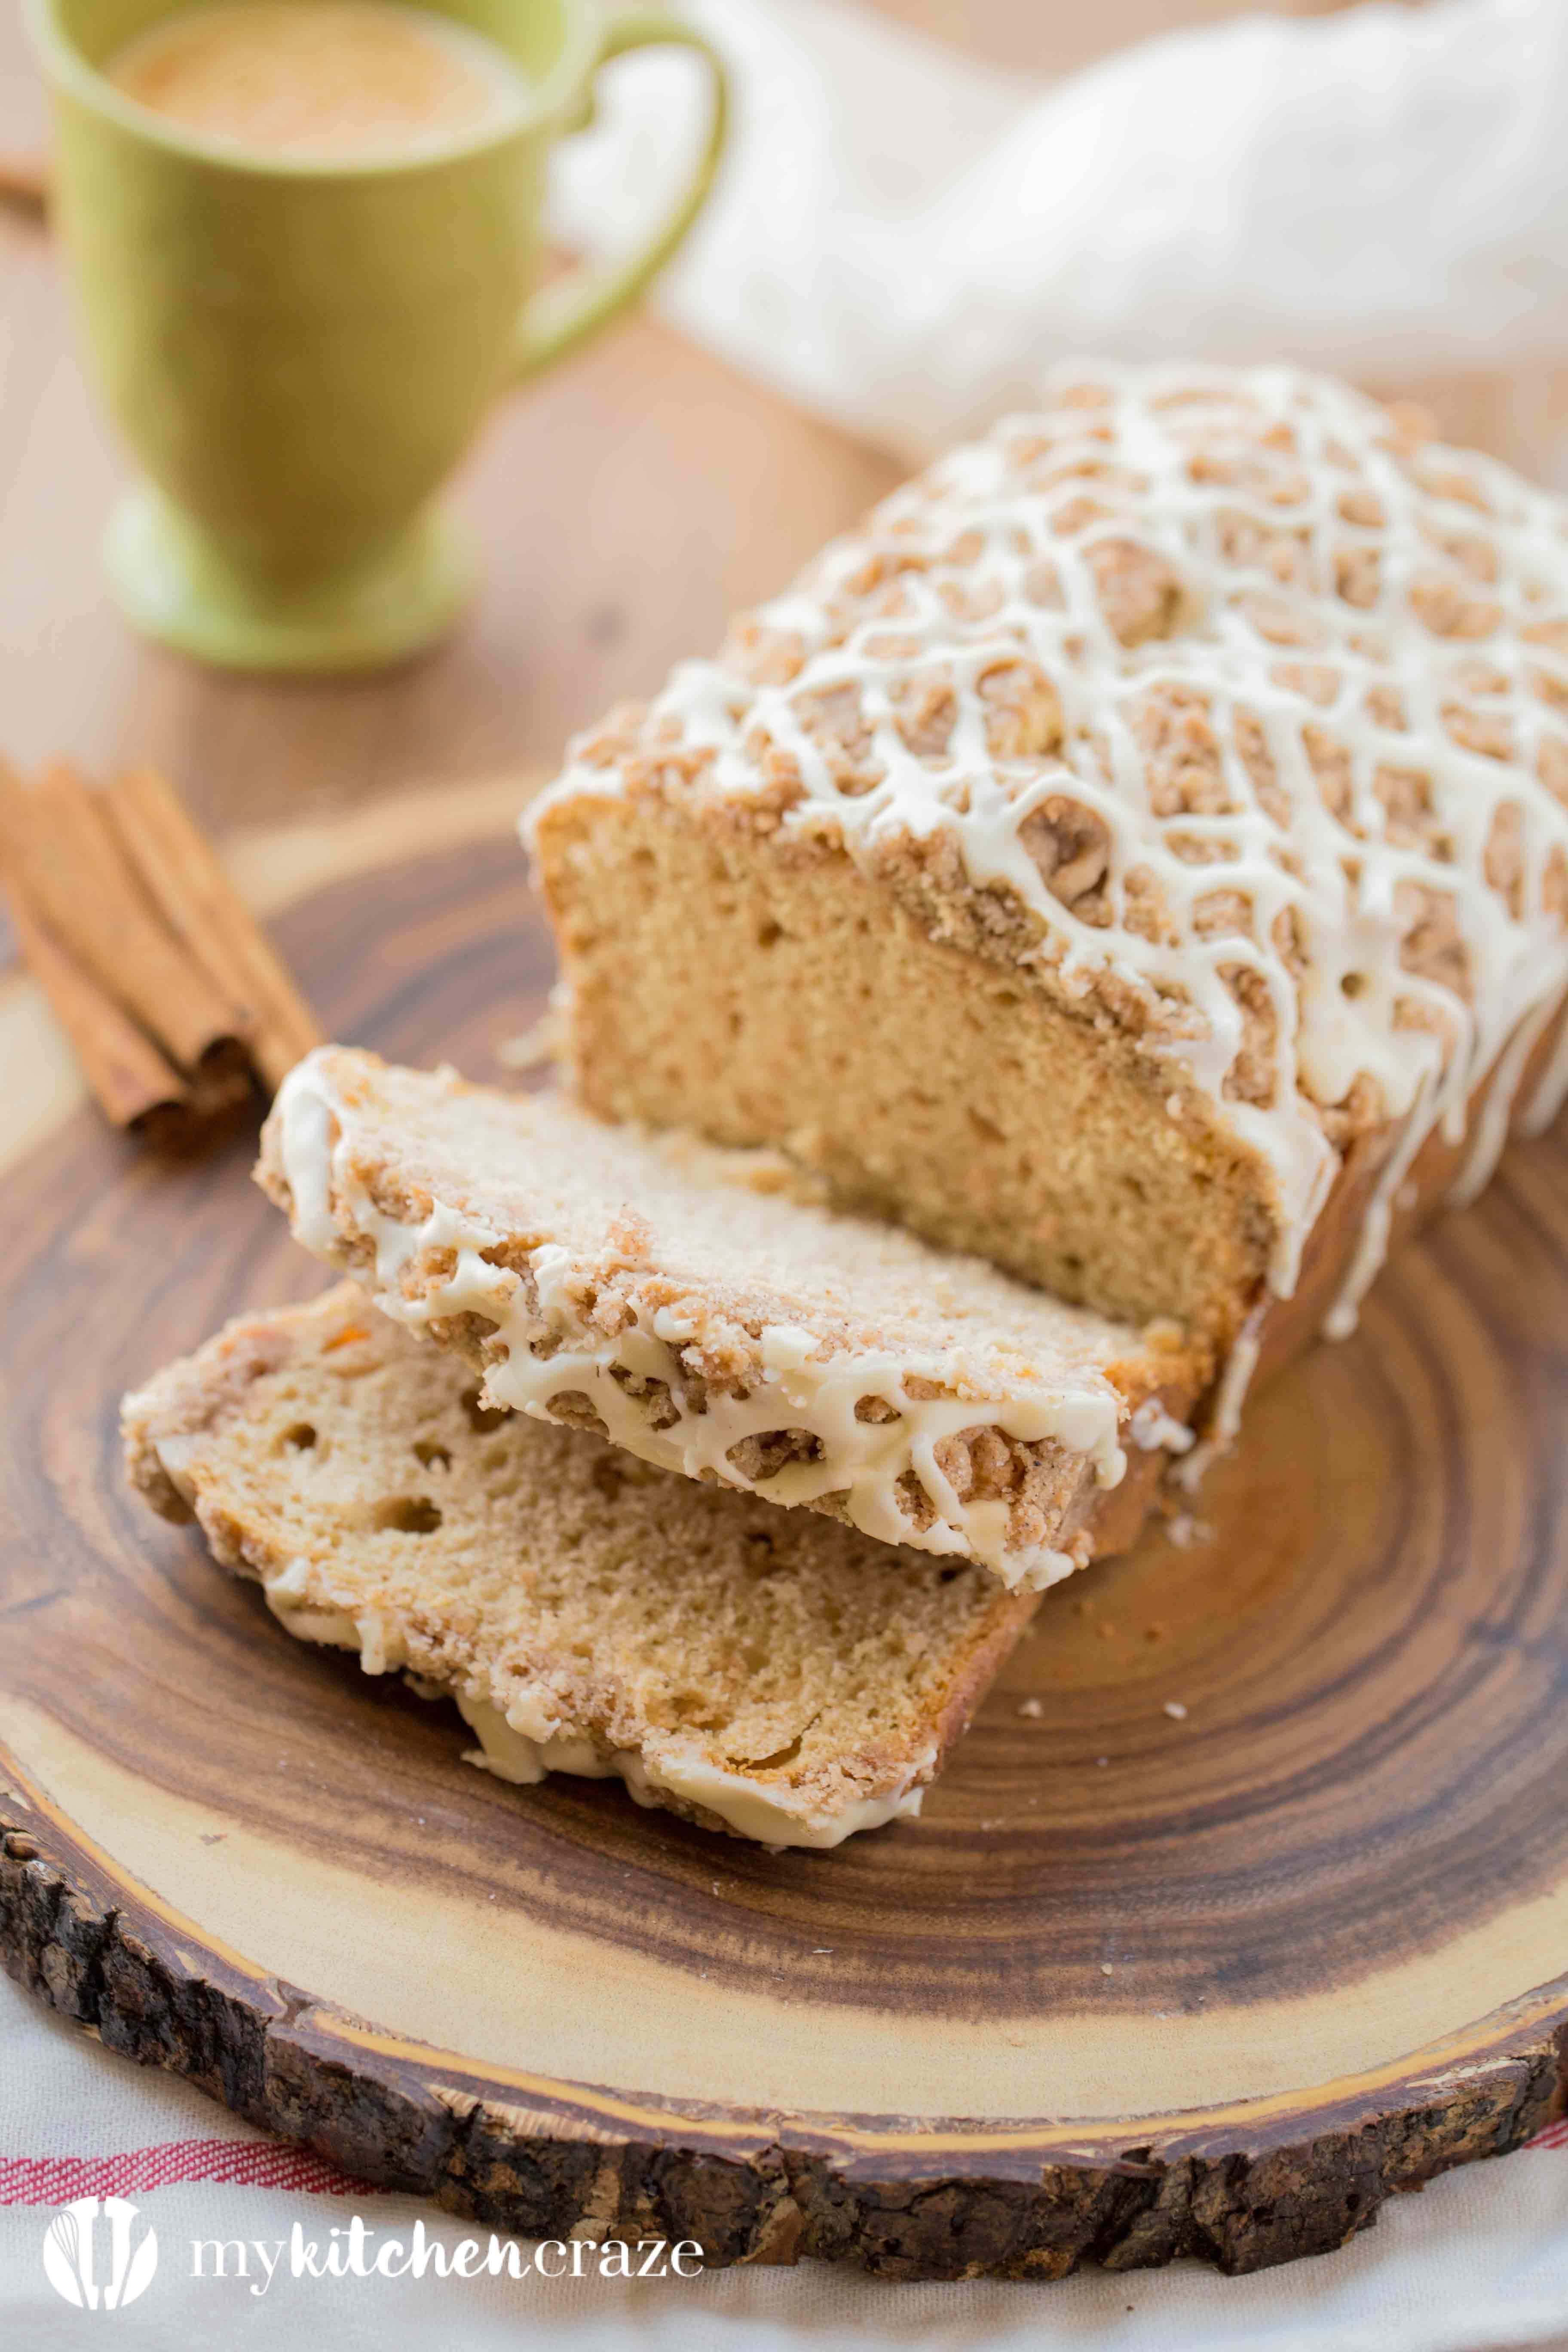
left=3, top=833, right=1566, bottom=2280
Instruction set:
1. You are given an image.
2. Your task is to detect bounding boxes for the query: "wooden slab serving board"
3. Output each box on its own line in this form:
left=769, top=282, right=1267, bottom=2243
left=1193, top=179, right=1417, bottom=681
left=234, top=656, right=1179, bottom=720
left=2, top=825, right=1566, bottom=2284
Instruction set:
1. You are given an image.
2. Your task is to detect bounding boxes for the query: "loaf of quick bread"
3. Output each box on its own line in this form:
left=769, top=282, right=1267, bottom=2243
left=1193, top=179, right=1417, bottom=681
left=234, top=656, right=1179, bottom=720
left=528, top=363, right=1568, bottom=1442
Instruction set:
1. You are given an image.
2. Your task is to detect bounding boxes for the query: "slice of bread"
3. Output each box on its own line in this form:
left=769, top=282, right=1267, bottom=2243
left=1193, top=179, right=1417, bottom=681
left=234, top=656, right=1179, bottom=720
left=257, top=1047, right=1203, bottom=1590
left=122, top=1284, right=1038, bottom=1847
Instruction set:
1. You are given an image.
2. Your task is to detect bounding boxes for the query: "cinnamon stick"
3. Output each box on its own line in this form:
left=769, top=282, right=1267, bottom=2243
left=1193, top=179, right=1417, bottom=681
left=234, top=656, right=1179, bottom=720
left=0, top=756, right=322, bottom=1146
left=0, top=758, right=251, bottom=1076
left=3, top=879, right=202, bottom=1143
left=103, top=764, right=323, bottom=1090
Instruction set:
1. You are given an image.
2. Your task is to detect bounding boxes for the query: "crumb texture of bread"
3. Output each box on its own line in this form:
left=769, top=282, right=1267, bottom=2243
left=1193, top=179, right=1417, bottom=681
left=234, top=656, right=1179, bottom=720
left=121, top=1285, right=1038, bottom=1847
left=529, top=362, right=1568, bottom=1352
left=533, top=789, right=1274, bottom=1346
left=257, top=1050, right=1203, bottom=1589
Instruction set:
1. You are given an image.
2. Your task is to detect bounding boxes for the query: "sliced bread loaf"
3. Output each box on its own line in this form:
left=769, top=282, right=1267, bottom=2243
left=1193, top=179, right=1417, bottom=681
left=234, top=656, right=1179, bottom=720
left=123, top=1283, right=1038, bottom=1847
left=257, top=1047, right=1202, bottom=1589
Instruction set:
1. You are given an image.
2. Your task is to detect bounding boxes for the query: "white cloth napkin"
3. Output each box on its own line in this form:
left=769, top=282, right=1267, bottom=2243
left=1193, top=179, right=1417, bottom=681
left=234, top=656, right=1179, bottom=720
left=552, top=0, right=1568, bottom=471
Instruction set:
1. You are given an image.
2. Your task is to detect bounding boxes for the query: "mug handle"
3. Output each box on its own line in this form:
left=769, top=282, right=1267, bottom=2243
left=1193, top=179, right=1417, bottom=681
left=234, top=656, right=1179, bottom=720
left=511, top=10, right=729, bottom=381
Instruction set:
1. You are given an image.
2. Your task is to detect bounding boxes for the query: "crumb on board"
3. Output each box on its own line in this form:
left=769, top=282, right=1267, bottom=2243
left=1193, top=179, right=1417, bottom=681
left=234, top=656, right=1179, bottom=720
left=493, top=1004, right=567, bottom=1071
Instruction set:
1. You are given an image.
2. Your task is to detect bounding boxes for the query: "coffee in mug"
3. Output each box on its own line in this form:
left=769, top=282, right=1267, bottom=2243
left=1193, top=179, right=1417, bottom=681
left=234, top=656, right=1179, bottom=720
left=108, top=0, right=532, bottom=163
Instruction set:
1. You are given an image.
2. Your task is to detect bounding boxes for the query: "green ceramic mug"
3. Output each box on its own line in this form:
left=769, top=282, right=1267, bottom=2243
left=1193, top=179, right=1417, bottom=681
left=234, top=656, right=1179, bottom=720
left=27, top=0, right=729, bottom=671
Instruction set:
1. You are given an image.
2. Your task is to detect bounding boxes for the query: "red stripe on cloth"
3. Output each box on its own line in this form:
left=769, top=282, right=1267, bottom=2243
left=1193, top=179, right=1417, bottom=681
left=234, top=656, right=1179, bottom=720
left=0, top=2141, right=387, bottom=2205
left=1527, top=2118, right=1568, bottom=2151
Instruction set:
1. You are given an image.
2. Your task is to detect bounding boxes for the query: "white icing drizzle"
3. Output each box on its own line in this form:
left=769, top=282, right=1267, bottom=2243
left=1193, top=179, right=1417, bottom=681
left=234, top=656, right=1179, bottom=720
left=1519, top=995, right=1568, bottom=1139
left=534, top=361, right=1568, bottom=1332
left=1448, top=992, right=1565, bottom=1210
left=248, top=1553, right=920, bottom=1847
left=1173, top=1299, right=1268, bottom=1491
left=272, top=1058, right=1167, bottom=1591
left=1128, top=1396, right=1196, bottom=1455
left=458, top=1697, right=928, bottom=1847
left=1323, top=1075, right=1436, bottom=1343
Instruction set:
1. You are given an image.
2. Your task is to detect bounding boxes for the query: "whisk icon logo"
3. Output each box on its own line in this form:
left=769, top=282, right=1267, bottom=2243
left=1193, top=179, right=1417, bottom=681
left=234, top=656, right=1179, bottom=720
left=42, top=2197, right=159, bottom=2311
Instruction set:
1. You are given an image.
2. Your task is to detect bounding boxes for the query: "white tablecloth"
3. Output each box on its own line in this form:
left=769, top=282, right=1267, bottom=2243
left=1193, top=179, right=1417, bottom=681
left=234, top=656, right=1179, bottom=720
left=3, top=1971, right=1566, bottom=2348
